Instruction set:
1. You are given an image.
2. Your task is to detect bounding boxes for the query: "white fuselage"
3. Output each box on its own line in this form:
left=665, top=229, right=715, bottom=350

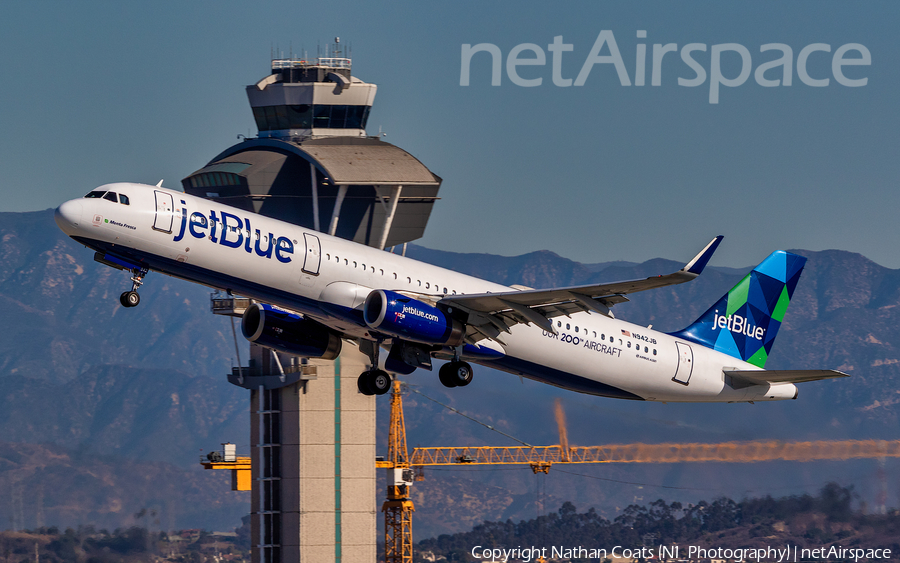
left=55, top=183, right=797, bottom=403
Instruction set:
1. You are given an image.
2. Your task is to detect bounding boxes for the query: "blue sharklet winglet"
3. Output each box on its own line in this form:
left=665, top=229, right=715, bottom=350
left=683, top=235, right=724, bottom=276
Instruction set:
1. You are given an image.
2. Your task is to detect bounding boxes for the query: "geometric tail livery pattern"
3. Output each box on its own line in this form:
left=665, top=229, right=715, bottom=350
left=669, top=251, right=807, bottom=367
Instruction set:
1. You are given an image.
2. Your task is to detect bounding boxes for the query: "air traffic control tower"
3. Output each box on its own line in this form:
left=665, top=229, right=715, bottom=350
left=183, top=49, right=442, bottom=251
left=193, top=45, right=441, bottom=563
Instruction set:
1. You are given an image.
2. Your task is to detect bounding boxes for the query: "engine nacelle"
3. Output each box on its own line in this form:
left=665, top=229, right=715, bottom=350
left=242, top=303, right=342, bottom=360
left=363, top=290, right=464, bottom=346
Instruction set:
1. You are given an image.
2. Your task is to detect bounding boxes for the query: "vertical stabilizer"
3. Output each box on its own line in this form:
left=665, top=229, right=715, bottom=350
left=670, top=251, right=806, bottom=367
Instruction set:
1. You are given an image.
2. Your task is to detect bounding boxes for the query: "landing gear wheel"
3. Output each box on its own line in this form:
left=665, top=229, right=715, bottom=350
left=368, top=369, right=392, bottom=395
left=120, top=291, right=140, bottom=308
left=438, top=363, right=457, bottom=388
left=358, top=372, right=375, bottom=396
left=451, top=361, right=473, bottom=387
left=439, top=361, right=473, bottom=388
left=358, top=370, right=391, bottom=396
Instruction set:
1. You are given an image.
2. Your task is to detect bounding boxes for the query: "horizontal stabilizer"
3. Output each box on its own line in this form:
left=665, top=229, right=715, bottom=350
left=725, top=369, right=850, bottom=386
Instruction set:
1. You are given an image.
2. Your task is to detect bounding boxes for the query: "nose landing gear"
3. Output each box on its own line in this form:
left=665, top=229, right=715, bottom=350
left=119, top=267, right=148, bottom=308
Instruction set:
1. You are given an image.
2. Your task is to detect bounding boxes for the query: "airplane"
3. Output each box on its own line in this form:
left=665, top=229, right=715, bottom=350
left=54, top=182, right=848, bottom=401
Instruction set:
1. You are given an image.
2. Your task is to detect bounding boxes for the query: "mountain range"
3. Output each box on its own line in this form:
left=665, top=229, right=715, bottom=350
left=1, top=209, right=898, bottom=539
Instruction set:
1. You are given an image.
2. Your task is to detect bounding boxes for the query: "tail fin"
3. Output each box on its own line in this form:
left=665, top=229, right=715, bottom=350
left=670, top=250, right=806, bottom=367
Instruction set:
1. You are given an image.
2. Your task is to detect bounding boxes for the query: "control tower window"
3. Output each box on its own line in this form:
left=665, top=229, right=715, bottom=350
left=189, top=173, right=241, bottom=188
left=313, top=105, right=332, bottom=128
left=288, top=105, right=311, bottom=128
left=253, top=105, right=371, bottom=131
left=330, top=105, right=347, bottom=128
left=346, top=106, right=369, bottom=129
left=274, top=106, right=290, bottom=130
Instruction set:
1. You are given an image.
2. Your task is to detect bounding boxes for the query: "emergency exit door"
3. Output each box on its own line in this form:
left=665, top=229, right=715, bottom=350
left=302, top=233, right=321, bottom=275
left=673, top=342, right=694, bottom=385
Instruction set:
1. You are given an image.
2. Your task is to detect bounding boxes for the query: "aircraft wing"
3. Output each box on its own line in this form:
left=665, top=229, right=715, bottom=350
left=438, top=236, right=723, bottom=343
left=725, top=369, right=850, bottom=386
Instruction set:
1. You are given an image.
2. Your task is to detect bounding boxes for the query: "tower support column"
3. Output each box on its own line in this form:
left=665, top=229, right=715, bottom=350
left=250, top=345, right=375, bottom=563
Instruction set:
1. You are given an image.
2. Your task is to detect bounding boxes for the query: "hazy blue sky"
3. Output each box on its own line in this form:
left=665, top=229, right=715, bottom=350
left=2, top=1, right=897, bottom=268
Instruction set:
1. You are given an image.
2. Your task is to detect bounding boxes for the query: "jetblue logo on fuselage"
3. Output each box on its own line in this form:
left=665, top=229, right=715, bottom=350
left=712, top=311, right=765, bottom=341
left=172, top=207, right=294, bottom=263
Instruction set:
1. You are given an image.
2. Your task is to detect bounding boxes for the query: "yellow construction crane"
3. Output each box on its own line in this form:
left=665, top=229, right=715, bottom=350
left=379, top=380, right=415, bottom=563
left=376, top=383, right=900, bottom=561
left=200, top=443, right=252, bottom=491
left=204, top=382, right=900, bottom=562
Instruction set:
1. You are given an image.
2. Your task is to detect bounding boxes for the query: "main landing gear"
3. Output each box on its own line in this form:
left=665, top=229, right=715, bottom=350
left=119, top=267, right=148, bottom=308
left=356, top=340, right=475, bottom=394
left=358, top=369, right=392, bottom=396
left=358, top=339, right=392, bottom=396
left=439, top=360, right=473, bottom=388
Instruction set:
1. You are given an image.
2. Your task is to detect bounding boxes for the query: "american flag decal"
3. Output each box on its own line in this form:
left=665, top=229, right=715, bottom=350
left=621, top=330, right=631, bottom=337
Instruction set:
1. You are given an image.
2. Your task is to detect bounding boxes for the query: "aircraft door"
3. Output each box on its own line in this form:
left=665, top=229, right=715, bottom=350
left=673, top=342, right=694, bottom=385
left=152, top=190, right=174, bottom=233
left=302, top=232, right=321, bottom=275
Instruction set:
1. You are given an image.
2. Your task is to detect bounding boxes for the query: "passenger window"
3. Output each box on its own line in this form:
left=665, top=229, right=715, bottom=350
left=353, top=261, right=357, bottom=267
left=593, top=331, right=597, bottom=337
left=443, top=287, right=447, bottom=294
left=425, top=282, right=430, bottom=289
left=627, top=342, right=631, bottom=348
left=575, top=327, right=579, bottom=333
left=119, top=194, right=130, bottom=205
left=393, top=273, right=397, bottom=279
left=407, top=277, right=411, bottom=284
left=418, top=280, right=422, bottom=287
left=653, top=349, right=657, bottom=355
left=644, top=346, right=648, bottom=353
left=361, top=263, right=365, bottom=270
left=452, top=290, right=457, bottom=295
left=103, top=192, right=118, bottom=202
left=566, top=323, right=570, bottom=330
left=372, top=267, right=376, bottom=273
left=601, top=334, right=605, bottom=340
left=344, top=259, right=348, bottom=265
left=326, top=254, right=330, bottom=260
left=557, top=321, right=562, bottom=328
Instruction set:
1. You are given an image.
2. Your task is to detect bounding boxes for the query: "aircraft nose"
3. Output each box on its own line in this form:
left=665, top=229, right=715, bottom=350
left=54, top=200, right=83, bottom=234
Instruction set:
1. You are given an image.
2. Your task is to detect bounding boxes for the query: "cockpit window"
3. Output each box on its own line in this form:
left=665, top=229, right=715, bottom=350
left=119, top=194, right=130, bottom=205
left=84, top=191, right=106, bottom=198
left=102, top=192, right=118, bottom=203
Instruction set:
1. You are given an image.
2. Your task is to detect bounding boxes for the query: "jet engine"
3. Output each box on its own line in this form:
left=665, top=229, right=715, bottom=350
left=242, top=303, right=342, bottom=359
left=363, top=290, right=464, bottom=346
